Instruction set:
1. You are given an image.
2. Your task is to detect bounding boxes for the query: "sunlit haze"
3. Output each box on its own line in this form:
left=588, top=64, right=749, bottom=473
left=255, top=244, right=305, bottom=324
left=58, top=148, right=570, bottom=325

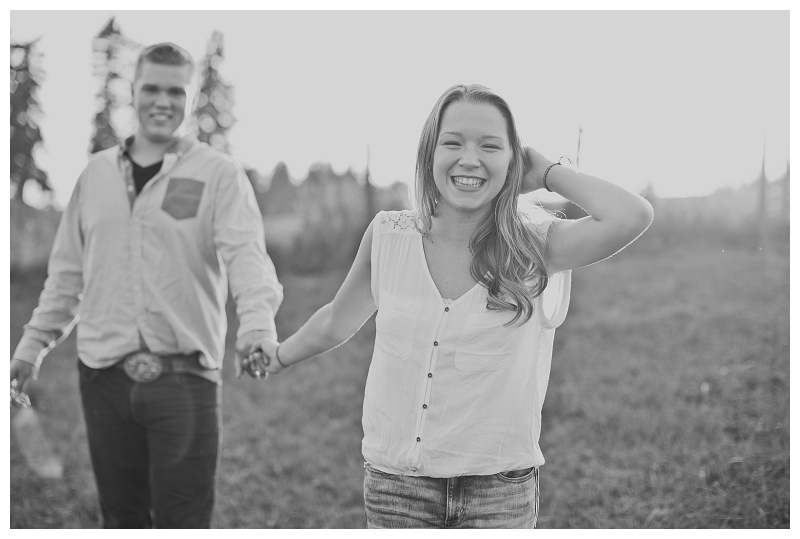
left=10, top=10, right=790, bottom=208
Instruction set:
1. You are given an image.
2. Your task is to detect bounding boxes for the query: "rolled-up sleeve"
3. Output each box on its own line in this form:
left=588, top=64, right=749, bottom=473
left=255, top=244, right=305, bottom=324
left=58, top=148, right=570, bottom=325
left=13, top=176, right=85, bottom=365
left=212, top=160, right=283, bottom=340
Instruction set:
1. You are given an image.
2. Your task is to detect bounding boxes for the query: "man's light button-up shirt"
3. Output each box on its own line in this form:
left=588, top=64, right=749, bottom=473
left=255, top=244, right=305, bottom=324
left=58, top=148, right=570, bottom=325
left=13, top=136, right=283, bottom=371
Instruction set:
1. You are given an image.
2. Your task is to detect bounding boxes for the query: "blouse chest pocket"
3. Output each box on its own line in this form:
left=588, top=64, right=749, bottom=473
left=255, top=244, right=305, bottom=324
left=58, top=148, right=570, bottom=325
left=375, top=292, right=421, bottom=361
left=454, top=311, right=518, bottom=371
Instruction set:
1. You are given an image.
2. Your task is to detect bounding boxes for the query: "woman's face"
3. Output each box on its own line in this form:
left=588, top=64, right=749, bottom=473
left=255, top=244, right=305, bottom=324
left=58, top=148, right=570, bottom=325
left=432, top=100, right=513, bottom=215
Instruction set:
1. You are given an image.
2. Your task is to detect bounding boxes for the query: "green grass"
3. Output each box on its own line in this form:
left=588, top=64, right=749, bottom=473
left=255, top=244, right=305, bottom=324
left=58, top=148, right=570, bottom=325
left=9, top=244, right=789, bottom=528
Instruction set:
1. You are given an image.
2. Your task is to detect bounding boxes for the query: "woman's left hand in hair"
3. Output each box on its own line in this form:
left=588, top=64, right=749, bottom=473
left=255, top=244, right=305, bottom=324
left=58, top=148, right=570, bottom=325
left=520, top=146, right=554, bottom=193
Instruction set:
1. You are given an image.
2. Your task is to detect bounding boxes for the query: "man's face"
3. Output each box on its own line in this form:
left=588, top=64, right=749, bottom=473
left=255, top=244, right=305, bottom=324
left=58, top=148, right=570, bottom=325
left=132, top=61, right=194, bottom=143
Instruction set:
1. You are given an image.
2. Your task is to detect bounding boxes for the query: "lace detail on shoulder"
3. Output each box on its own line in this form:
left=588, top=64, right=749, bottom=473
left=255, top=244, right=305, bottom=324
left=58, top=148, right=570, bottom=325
left=519, top=202, right=558, bottom=238
left=379, top=210, right=420, bottom=235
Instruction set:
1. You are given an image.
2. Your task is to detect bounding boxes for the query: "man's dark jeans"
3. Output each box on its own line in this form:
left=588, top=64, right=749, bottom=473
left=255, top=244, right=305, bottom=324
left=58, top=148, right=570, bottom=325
left=78, top=359, right=221, bottom=528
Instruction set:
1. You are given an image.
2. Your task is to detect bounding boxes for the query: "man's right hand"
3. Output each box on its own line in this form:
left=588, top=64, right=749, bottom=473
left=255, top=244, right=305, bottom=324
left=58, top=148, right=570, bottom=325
left=10, top=359, right=36, bottom=394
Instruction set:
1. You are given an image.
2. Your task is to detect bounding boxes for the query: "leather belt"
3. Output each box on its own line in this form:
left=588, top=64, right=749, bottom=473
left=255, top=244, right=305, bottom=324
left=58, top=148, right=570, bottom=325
left=114, top=351, right=220, bottom=384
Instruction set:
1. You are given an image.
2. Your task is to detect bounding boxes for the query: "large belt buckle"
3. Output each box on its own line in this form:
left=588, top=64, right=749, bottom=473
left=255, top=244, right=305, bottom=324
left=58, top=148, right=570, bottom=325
left=123, top=352, right=164, bottom=383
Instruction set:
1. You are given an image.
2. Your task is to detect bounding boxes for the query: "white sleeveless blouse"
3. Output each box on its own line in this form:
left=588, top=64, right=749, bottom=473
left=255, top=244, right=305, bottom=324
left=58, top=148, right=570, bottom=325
left=363, top=208, right=572, bottom=477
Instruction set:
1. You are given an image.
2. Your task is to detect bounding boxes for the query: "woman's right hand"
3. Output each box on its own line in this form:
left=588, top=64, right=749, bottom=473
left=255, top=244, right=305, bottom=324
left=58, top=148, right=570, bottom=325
left=248, top=338, right=284, bottom=376
left=244, top=219, right=377, bottom=376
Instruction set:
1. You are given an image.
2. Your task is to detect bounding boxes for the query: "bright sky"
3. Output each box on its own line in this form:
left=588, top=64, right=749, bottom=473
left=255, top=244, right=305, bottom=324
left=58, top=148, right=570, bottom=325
left=10, top=9, right=790, bottom=208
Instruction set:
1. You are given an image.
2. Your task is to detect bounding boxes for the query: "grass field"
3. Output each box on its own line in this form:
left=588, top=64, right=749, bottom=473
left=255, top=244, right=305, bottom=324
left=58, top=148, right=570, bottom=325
left=9, top=242, right=789, bottom=528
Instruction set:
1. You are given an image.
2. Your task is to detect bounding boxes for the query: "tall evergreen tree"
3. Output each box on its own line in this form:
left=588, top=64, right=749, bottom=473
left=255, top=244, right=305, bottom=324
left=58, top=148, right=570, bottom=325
left=88, top=17, right=138, bottom=154
left=10, top=40, right=50, bottom=203
left=195, top=31, right=235, bottom=153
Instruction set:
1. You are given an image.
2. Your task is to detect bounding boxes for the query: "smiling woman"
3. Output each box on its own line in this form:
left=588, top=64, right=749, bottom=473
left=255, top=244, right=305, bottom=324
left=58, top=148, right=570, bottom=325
left=415, top=86, right=549, bottom=325
left=246, top=83, right=653, bottom=529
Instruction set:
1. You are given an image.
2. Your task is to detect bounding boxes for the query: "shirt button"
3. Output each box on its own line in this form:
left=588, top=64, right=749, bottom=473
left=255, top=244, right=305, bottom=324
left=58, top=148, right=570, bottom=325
left=422, top=404, right=427, bottom=409
left=444, top=307, right=449, bottom=312
left=416, top=437, right=421, bottom=442
left=433, top=341, right=439, bottom=346
left=428, top=373, right=432, bottom=378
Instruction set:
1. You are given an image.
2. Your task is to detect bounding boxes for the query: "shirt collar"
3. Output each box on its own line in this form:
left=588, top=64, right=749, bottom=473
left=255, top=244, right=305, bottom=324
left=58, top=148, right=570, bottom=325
left=119, top=134, right=196, bottom=163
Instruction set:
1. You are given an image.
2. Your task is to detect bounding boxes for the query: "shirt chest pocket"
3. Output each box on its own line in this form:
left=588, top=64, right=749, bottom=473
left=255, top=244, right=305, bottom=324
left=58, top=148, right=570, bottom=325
left=454, top=311, right=518, bottom=371
left=375, top=292, right=421, bottom=361
left=161, top=177, right=205, bottom=220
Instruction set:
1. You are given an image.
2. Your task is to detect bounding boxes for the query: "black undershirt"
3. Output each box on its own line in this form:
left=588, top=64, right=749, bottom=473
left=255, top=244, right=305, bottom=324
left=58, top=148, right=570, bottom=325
left=131, top=159, right=163, bottom=195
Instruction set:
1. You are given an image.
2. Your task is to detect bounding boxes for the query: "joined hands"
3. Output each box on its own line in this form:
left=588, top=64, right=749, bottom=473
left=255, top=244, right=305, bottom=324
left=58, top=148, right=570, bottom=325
left=241, top=338, right=283, bottom=379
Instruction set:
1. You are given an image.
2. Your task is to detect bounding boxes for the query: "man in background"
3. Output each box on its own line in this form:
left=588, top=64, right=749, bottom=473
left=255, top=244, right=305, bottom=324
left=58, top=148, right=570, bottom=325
left=9, top=42, right=282, bottom=528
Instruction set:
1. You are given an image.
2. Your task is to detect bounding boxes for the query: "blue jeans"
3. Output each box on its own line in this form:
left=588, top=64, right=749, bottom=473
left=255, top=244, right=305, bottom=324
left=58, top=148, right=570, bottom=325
left=363, top=463, right=539, bottom=528
left=78, top=359, right=221, bottom=528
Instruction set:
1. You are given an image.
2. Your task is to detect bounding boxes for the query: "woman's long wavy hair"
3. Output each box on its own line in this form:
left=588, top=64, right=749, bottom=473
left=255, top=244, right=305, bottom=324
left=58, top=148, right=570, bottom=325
left=414, top=84, right=550, bottom=326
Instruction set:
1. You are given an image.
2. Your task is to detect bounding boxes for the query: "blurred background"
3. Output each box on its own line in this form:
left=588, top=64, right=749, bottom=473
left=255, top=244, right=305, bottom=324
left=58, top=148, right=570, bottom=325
left=9, top=10, right=789, bottom=528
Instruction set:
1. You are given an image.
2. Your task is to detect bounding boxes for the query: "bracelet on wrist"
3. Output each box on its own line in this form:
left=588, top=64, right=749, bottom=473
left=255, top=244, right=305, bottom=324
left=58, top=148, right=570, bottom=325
left=274, top=344, right=288, bottom=368
left=542, top=155, right=574, bottom=192
left=542, top=163, right=561, bottom=192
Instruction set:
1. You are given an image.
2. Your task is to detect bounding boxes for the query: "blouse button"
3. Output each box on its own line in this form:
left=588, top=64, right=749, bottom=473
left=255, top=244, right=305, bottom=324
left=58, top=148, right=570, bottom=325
left=416, top=437, right=421, bottom=442
left=433, top=341, right=439, bottom=346
left=444, top=307, right=449, bottom=312
left=422, top=404, right=427, bottom=409
left=428, top=373, right=432, bottom=378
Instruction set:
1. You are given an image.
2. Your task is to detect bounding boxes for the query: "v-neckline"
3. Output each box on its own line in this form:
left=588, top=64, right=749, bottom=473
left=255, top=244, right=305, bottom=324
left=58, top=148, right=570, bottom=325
left=418, top=233, right=482, bottom=306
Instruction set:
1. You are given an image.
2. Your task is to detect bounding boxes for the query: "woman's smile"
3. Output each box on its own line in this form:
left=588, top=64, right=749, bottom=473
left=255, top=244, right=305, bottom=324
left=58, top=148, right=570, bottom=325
left=451, top=175, right=487, bottom=190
